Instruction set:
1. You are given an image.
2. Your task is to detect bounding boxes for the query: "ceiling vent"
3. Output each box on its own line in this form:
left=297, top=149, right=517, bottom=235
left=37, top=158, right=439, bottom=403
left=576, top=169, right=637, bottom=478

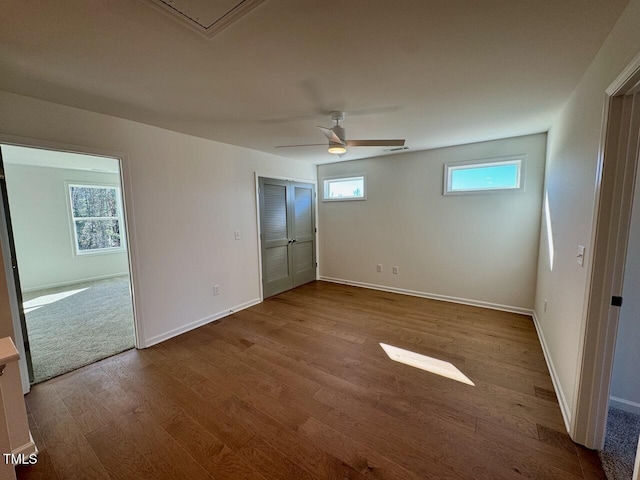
left=141, top=0, right=267, bottom=39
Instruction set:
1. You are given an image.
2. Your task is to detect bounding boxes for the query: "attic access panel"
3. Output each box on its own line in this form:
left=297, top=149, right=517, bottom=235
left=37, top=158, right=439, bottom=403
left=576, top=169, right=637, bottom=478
left=143, top=0, right=266, bottom=38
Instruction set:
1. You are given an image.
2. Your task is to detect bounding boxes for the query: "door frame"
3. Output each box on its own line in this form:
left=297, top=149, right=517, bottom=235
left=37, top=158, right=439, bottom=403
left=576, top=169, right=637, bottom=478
left=0, top=133, right=144, bottom=392
left=571, top=51, right=640, bottom=449
left=254, top=172, right=318, bottom=301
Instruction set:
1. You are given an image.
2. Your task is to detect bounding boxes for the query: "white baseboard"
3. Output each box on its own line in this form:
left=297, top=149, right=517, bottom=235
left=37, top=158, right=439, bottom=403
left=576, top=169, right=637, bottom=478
left=21, top=272, right=130, bottom=293
left=532, top=310, right=571, bottom=432
left=610, top=396, right=640, bottom=415
left=318, top=276, right=533, bottom=315
left=142, top=297, right=262, bottom=348
left=12, top=432, right=37, bottom=457
left=634, top=434, right=640, bottom=480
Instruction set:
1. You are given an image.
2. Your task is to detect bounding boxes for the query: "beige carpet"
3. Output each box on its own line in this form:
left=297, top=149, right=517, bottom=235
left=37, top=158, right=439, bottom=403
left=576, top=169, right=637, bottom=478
left=22, top=275, right=135, bottom=383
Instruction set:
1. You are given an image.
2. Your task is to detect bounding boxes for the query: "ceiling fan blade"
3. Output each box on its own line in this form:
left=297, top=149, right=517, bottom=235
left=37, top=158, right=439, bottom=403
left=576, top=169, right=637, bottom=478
left=261, top=113, right=323, bottom=124
left=347, top=106, right=403, bottom=117
left=317, top=126, right=345, bottom=145
left=275, top=143, right=327, bottom=148
left=346, top=139, right=406, bottom=147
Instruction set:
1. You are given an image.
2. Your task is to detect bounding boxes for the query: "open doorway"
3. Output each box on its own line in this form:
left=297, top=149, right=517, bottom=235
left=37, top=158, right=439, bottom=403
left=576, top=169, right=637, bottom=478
left=601, top=140, right=640, bottom=478
left=571, top=53, right=640, bottom=479
left=0, top=144, right=136, bottom=384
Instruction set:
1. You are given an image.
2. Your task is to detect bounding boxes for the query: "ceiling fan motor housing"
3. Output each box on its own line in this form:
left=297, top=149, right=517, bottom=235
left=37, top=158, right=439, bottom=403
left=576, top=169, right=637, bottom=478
left=333, top=125, right=346, bottom=143
left=330, top=111, right=345, bottom=123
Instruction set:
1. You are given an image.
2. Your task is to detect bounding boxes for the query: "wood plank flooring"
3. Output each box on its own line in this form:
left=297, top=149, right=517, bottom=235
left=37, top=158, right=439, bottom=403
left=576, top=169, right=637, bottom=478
left=15, top=281, right=606, bottom=479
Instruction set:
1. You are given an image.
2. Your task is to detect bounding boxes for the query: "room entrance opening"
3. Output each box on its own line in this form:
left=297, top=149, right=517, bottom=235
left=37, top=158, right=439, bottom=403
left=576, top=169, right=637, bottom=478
left=0, top=144, right=137, bottom=385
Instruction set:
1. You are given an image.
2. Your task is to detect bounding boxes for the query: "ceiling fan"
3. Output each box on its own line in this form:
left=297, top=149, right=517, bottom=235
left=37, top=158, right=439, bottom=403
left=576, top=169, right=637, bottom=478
left=275, top=111, right=405, bottom=155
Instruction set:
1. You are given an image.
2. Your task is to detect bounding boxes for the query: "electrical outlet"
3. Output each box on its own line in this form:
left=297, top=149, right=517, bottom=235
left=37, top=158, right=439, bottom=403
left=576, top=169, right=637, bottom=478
left=234, top=230, right=241, bottom=240
left=377, top=264, right=383, bottom=273
left=214, top=285, right=220, bottom=295
left=393, top=266, right=399, bottom=274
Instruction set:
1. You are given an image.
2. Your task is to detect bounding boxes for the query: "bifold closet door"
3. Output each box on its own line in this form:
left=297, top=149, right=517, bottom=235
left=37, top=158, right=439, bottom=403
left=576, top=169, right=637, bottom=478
left=291, top=182, right=316, bottom=287
left=259, top=178, right=316, bottom=298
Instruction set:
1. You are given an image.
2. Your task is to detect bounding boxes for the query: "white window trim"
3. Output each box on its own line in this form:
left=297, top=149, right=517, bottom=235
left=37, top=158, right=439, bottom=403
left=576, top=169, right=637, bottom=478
left=443, top=155, right=526, bottom=195
left=66, top=182, right=126, bottom=256
left=322, top=174, right=367, bottom=202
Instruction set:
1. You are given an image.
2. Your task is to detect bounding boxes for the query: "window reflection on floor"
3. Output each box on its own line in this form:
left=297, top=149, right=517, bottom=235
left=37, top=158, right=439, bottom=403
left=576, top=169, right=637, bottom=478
left=380, top=342, right=475, bottom=386
left=22, top=288, right=88, bottom=313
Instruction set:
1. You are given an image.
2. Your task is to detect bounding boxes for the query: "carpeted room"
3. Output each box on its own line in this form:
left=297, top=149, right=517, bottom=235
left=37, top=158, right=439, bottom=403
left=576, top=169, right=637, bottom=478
left=2, top=146, right=136, bottom=384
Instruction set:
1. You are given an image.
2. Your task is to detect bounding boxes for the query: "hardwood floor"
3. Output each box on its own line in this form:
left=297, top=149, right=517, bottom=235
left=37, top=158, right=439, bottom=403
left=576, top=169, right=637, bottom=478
left=15, top=281, right=606, bottom=479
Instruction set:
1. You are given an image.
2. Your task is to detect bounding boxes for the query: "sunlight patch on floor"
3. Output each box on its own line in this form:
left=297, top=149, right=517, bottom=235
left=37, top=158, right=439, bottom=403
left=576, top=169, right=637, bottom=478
left=23, top=288, right=88, bottom=313
left=380, top=342, right=475, bottom=386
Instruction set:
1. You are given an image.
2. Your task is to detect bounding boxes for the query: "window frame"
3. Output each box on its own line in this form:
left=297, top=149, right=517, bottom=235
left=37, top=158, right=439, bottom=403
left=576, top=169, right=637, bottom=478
left=322, top=174, right=367, bottom=202
left=443, top=155, right=526, bottom=195
left=66, top=182, right=126, bottom=256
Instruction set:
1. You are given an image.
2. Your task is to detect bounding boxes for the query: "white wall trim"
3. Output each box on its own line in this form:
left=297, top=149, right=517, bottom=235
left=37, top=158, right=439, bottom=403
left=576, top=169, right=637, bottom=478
left=319, top=276, right=533, bottom=315
left=254, top=172, right=264, bottom=301
left=634, top=433, right=640, bottom=480
left=142, top=297, right=261, bottom=348
left=609, top=396, right=640, bottom=415
left=607, top=50, right=640, bottom=96
left=0, top=202, right=30, bottom=393
left=11, top=432, right=37, bottom=457
left=21, top=272, right=129, bottom=293
left=253, top=172, right=316, bottom=184
left=532, top=310, right=572, bottom=432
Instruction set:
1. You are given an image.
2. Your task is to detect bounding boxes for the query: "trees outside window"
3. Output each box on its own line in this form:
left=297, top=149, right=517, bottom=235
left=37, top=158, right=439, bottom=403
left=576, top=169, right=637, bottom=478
left=68, top=184, right=124, bottom=254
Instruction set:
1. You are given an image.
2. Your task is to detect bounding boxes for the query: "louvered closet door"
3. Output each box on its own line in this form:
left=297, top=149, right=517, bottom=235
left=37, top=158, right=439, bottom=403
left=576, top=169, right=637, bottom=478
left=259, top=178, right=316, bottom=298
left=259, top=178, right=294, bottom=298
left=291, top=182, right=316, bottom=287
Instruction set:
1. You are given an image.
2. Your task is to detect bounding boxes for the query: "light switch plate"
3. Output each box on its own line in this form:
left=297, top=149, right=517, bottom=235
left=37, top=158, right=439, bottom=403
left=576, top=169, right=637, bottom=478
left=577, top=245, right=585, bottom=266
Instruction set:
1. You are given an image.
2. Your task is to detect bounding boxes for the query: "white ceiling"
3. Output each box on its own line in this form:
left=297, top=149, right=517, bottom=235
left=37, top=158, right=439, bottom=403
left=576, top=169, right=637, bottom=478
left=2, top=145, right=120, bottom=174
left=0, top=0, right=630, bottom=164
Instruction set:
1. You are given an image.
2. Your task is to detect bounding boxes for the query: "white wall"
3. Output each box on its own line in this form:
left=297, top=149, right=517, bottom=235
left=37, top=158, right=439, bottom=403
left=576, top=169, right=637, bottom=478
left=0, top=91, right=316, bottom=347
left=533, top=0, right=640, bottom=429
left=3, top=163, right=129, bottom=291
left=610, top=157, right=640, bottom=414
left=317, top=133, right=546, bottom=312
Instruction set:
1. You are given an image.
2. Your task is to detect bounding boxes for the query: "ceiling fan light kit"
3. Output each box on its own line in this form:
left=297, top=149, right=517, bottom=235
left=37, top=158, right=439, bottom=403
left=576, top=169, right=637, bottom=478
left=328, top=144, right=347, bottom=155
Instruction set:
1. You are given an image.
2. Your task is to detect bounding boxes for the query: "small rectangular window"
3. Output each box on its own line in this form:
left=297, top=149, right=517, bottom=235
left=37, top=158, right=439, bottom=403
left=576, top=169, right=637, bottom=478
left=68, top=184, right=125, bottom=255
left=444, top=156, right=524, bottom=195
left=323, top=175, right=366, bottom=201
